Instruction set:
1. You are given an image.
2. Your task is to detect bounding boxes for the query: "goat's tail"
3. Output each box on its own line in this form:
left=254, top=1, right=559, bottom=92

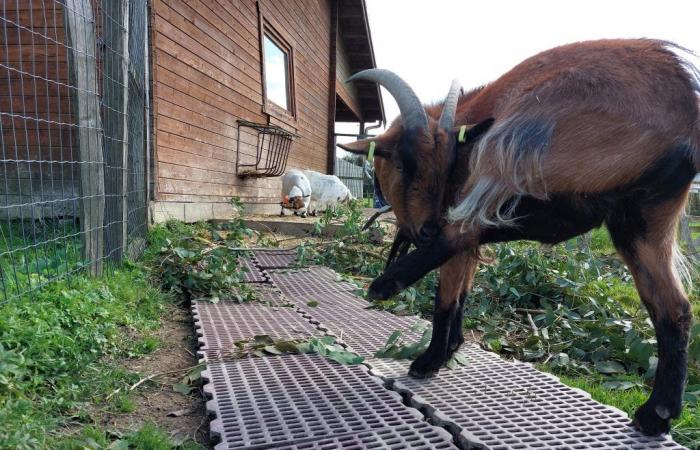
left=667, top=42, right=700, bottom=171
left=673, top=236, right=695, bottom=293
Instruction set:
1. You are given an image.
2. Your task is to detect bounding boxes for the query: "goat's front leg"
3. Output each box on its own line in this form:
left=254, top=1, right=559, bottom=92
left=447, top=252, right=480, bottom=358
left=409, top=252, right=470, bottom=378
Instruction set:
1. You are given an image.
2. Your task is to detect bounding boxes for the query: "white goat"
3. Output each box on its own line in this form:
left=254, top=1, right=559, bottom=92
left=302, top=170, right=353, bottom=215
left=280, top=169, right=311, bottom=216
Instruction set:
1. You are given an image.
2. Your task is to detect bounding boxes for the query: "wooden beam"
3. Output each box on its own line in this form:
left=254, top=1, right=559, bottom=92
left=326, top=0, right=338, bottom=175
left=63, top=0, right=104, bottom=276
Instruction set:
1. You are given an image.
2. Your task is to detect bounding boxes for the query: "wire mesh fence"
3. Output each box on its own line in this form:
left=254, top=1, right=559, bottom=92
left=0, top=0, right=149, bottom=302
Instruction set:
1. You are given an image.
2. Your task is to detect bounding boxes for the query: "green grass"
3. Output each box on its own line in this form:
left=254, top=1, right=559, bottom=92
left=0, top=220, right=82, bottom=301
left=56, top=423, right=203, bottom=450
left=0, top=258, right=200, bottom=449
left=691, top=218, right=700, bottom=241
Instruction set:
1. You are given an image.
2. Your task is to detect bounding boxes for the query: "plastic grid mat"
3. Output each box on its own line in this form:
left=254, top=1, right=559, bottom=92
left=300, top=306, right=426, bottom=357
left=282, top=288, right=369, bottom=310
left=273, top=422, right=458, bottom=449
left=270, top=266, right=428, bottom=356
left=203, top=354, right=457, bottom=449
left=239, top=257, right=268, bottom=283
left=268, top=267, right=360, bottom=298
left=192, top=301, right=319, bottom=361
left=252, top=249, right=299, bottom=269
left=250, top=284, right=291, bottom=307
left=368, top=345, right=686, bottom=450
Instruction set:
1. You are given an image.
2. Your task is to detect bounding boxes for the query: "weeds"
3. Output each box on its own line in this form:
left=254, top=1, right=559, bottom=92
left=146, top=199, right=257, bottom=303
left=0, top=264, right=176, bottom=448
left=57, top=423, right=202, bottom=450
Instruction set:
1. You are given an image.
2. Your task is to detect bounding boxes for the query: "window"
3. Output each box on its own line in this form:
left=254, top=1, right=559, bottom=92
left=257, top=2, right=295, bottom=120
left=263, top=35, right=290, bottom=111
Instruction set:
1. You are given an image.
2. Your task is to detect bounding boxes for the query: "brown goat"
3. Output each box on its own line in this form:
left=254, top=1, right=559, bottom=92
left=339, top=39, right=700, bottom=436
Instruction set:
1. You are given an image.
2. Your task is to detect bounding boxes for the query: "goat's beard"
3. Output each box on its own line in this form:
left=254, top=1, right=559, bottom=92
left=384, top=228, right=412, bottom=270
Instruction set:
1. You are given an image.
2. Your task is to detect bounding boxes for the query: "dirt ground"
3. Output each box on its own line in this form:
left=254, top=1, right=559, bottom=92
left=102, top=304, right=212, bottom=448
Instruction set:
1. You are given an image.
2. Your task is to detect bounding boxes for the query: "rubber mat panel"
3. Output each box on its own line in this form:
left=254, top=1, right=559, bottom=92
left=268, top=267, right=360, bottom=297
left=239, top=257, right=268, bottom=283
left=282, top=289, right=370, bottom=310
left=203, top=354, right=435, bottom=449
left=369, top=345, right=686, bottom=450
left=250, top=284, right=292, bottom=307
left=192, top=302, right=319, bottom=361
left=299, top=306, right=427, bottom=357
left=253, top=249, right=299, bottom=269
left=271, top=423, right=458, bottom=449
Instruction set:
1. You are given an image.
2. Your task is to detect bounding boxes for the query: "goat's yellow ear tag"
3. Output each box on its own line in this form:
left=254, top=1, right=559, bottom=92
left=367, top=141, right=376, bottom=160
left=458, top=125, right=468, bottom=143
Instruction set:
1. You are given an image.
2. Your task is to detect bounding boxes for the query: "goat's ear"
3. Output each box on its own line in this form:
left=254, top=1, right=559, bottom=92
left=337, top=139, right=391, bottom=158
left=453, top=118, right=495, bottom=146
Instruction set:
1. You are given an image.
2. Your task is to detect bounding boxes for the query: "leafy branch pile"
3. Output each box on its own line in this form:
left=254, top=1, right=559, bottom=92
left=231, top=335, right=364, bottom=365
left=297, top=203, right=700, bottom=383
left=147, top=199, right=257, bottom=303
left=468, top=241, right=700, bottom=384
left=298, top=202, right=438, bottom=316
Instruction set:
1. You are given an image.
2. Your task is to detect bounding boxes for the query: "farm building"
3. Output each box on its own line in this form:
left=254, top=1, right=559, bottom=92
left=0, top=0, right=384, bottom=226
left=149, top=0, right=385, bottom=221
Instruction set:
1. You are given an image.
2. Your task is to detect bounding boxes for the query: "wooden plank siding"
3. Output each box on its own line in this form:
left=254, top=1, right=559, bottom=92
left=150, top=0, right=342, bottom=217
left=0, top=1, right=79, bottom=218
left=335, top=25, right=363, bottom=121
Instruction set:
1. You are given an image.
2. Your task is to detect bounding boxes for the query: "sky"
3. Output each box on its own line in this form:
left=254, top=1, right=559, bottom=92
left=338, top=0, right=700, bottom=138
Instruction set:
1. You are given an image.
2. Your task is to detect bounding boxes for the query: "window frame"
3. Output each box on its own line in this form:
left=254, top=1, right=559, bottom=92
left=258, top=8, right=296, bottom=121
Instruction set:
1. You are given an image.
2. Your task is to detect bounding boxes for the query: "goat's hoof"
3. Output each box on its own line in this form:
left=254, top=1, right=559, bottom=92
left=408, top=354, right=444, bottom=379
left=633, top=402, right=673, bottom=436
left=446, top=338, right=464, bottom=359
left=367, top=278, right=402, bottom=301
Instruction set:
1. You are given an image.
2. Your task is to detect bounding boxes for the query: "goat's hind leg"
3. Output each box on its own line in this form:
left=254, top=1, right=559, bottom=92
left=607, top=198, right=692, bottom=435
left=409, top=251, right=470, bottom=378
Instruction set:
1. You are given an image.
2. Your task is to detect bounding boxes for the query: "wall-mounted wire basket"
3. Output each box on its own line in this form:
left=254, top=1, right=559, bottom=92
left=236, top=120, right=297, bottom=178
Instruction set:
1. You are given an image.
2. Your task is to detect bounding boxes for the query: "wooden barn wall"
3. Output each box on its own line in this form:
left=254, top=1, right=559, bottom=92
left=1, top=2, right=78, bottom=217
left=150, top=0, right=334, bottom=218
left=335, top=26, right=362, bottom=121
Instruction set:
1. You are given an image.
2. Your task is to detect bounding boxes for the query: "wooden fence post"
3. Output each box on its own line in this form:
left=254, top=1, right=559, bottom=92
left=64, top=0, right=104, bottom=276
left=102, top=0, right=128, bottom=261
left=121, top=0, right=130, bottom=257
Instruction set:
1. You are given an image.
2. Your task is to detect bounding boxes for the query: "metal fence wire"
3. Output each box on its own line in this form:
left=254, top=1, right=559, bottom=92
left=0, top=0, right=149, bottom=302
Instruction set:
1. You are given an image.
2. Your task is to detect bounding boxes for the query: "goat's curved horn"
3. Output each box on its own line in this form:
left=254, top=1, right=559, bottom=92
left=438, top=79, right=461, bottom=131
left=347, top=69, right=428, bottom=130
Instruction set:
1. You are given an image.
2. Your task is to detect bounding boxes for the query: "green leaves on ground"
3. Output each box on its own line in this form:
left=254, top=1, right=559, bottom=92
left=172, top=364, right=205, bottom=396
left=231, top=335, right=364, bottom=365
left=374, top=323, right=469, bottom=369
left=374, top=323, right=431, bottom=359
